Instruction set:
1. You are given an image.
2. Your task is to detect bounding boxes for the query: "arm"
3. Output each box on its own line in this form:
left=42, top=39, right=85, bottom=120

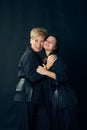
left=36, top=66, right=56, bottom=80
left=19, top=51, right=46, bottom=82
left=36, top=58, right=68, bottom=83
left=46, top=54, right=57, bottom=70
left=36, top=54, right=57, bottom=79
left=53, top=59, right=69, bottom=83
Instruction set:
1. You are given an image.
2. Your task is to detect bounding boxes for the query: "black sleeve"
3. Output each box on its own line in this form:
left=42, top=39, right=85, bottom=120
left=20, top=51, right=45, bottom=82
left=52, top=60, right=69, bottom=83
left=18, top=59, right=25, bottom=78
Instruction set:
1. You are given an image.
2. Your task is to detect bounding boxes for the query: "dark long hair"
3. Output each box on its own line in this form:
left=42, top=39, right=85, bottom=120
left=42, top=34, right=60, bottom=64
left=45, top=34, right=60, bottom=55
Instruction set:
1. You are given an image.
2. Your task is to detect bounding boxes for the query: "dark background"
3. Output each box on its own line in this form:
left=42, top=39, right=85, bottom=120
left=0, top=0, right=87, bottom=130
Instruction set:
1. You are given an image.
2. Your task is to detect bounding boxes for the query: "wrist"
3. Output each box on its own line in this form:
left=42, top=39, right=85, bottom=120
left=44, top=70, right=48, bottom=75
left=45, top=65, right=49, bottom=70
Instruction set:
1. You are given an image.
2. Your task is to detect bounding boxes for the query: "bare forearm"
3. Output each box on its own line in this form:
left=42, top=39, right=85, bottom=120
left=36, top=66, right=56, bottom=80
left=44, top=70, right=56, bottom=80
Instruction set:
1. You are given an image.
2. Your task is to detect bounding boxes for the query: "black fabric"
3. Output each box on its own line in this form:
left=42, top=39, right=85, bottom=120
left=16, top=102, right=30, bottom=130
left=28, top=103, right=50, bottom=130
left=41, top=53, right=78, bottom=108
left=40, top=50, right=78, bottom=130
left=0, top=0, right=87, bottom=130
left=16, top=102, right=50, bottom=130
left=14, top=45, right=50, bottom=130
left=15, top=46, right=46, bottom=104
left=14, top=78, right=33, bottom=102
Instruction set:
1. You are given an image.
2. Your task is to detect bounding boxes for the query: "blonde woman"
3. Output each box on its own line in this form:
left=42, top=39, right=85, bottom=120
left=14, top=28, right=56, bottom=130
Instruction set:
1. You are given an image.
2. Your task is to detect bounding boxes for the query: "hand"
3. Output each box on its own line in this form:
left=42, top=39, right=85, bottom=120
left=46, top=54, right=57, bottom=70
left=36, top=66, right=47, bottom=75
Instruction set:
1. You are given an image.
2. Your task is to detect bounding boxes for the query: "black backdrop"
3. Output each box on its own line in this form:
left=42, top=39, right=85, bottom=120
left=0, top=0, right=87, bottom=130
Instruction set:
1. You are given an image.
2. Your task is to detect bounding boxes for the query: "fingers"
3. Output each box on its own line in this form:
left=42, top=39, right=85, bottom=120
left=36, top=66, right=44, bottom=70
left=48, top=54, right=57, bottom=61
left=36, top=66, right=46, bottom=75
left=42, top=64, right=46, bottom=69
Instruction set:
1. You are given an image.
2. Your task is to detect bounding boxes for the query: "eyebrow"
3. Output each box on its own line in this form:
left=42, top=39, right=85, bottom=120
left=47, top=40, right=55, bottom=42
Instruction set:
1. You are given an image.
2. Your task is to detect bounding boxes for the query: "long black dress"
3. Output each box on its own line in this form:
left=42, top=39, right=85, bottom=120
left=39, top=49, right=78, bottom=130
left=14, top=45, right=50, bottom=130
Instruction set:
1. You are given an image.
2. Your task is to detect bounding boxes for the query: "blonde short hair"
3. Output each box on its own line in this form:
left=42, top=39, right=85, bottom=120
left=30, top=27, right=48, bottom=39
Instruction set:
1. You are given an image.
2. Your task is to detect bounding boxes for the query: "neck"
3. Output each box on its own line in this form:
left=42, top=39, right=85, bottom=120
left=45, top=50, right=51, bottom=56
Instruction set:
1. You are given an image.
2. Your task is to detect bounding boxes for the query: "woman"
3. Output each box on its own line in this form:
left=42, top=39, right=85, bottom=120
left=14, top=28, right=56, bottom=130
left=36, top=34, right=78, bottom=130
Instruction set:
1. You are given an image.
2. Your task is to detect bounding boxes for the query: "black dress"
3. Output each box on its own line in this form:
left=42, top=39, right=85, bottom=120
left=14, top=45, right=50, bottom=130
left=39, top=49, right=78, bottom=130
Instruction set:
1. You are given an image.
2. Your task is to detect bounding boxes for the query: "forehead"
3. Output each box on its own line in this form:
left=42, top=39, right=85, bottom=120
left=47, top=36, right=56, bottom=42
left=34, top=36, right=45, bottom=40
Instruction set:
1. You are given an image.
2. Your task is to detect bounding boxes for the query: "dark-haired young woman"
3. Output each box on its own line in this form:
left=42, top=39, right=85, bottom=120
left=37, top=35, right=78, bottom=130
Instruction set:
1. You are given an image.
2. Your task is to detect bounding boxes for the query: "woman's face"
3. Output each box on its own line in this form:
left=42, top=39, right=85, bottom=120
left=44, top=36, right=57, bottom=51
left=30, top=36, right=44, bottom=52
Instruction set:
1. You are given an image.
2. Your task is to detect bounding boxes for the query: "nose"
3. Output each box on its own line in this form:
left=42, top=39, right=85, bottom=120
left=45, top=40, right=50, bottom=45
left=37, top=41, right=43, bottom=47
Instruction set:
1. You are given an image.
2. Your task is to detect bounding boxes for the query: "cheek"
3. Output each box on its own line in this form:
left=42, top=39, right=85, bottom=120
left=44, top=42, right=49, bottom=47
left=49, top=45, right=55, bottom=51
left=41, top=42, right=44, bottom=47
left=44, top=44, right=48, bottom=49
left=30, top=39, right=34, bottom=46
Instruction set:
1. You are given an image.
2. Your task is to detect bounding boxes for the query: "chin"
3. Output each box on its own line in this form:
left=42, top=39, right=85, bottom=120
left=35, top=49, right=41, bottom=52
left=44, top=47, right=48, bottom=50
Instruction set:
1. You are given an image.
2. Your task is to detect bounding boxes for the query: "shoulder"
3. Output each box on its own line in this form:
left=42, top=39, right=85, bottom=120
left=19, top=46, right=35, bottom=63
left=58, top=56, right=68, bottom=70
left=53, top=55, right=68, bottom=69
left=38, top=49, right=46, bottom=60
left=55, top=55, right=64, bottom=64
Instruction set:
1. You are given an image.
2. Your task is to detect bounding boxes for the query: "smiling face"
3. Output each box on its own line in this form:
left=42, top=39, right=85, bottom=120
left=30, top=36, right=44, bottom=52
left=30, top=27, right=48, bottom=52
left=44, top=36, right=57, bottom=52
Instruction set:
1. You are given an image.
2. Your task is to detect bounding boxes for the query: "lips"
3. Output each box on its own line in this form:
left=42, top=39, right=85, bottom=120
left=36, top=46, right=42, bottom=51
